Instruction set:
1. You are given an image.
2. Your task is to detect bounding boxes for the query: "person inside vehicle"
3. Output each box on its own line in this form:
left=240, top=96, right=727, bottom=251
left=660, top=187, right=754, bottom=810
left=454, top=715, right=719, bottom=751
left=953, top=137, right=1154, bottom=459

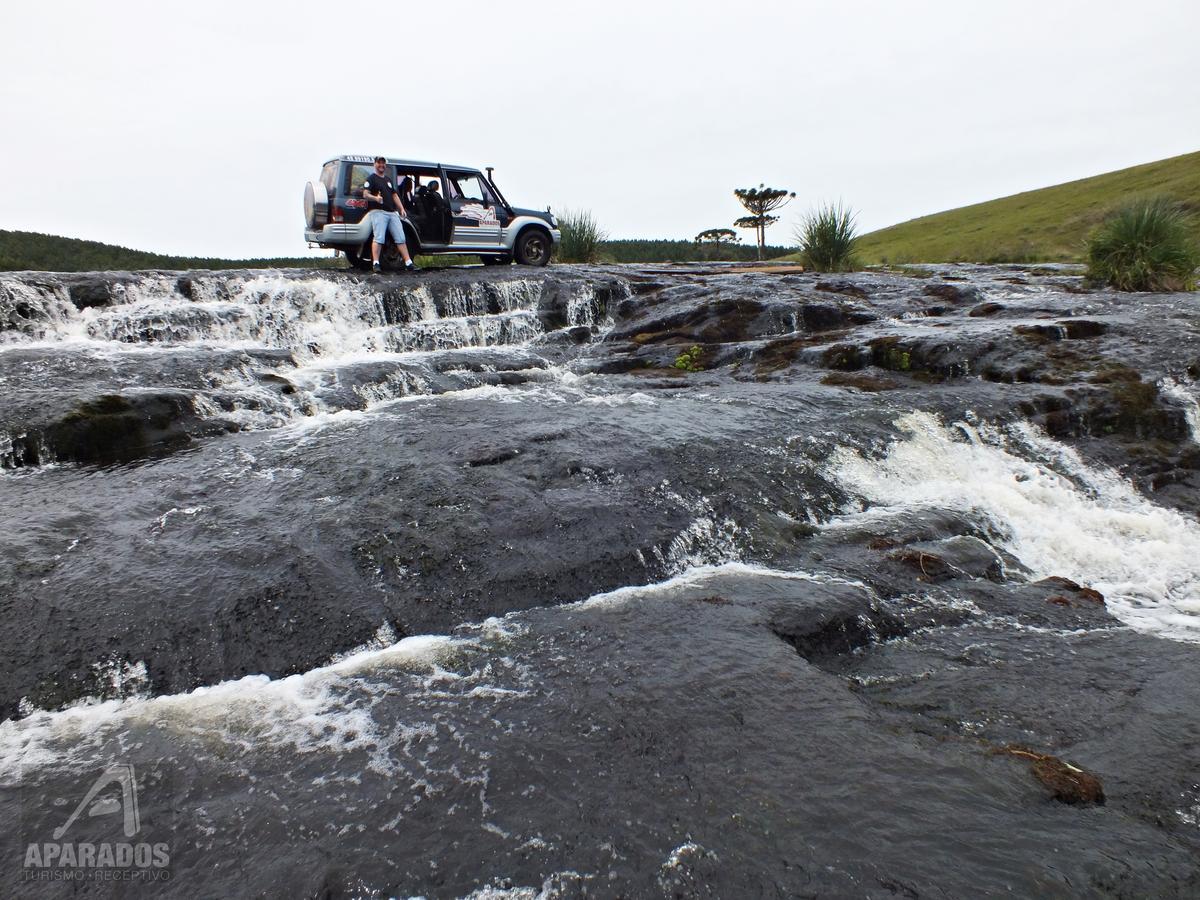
left=424, top=179, right=447, bottom=213
left=362, top=156, right=415, bottom=273
left=397, top=174, right=414, bottom=207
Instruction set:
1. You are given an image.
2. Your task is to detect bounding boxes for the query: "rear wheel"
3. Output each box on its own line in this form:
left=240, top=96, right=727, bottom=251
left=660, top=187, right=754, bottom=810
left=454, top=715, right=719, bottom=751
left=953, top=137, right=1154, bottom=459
left=344, top=246, right=371, bottom=270
left=514, top=229, right=551, bottom=267
left=380, top=243, right=407, bottom=271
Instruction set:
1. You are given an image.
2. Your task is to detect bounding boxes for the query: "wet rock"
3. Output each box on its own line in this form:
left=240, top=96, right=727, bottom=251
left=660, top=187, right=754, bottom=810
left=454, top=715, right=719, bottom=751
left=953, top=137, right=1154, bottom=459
left=770, top=583, right=907, bottom=662
left=5, top=263, right=1200, bottom=896
left=1059, top=319, right=1108, bottom=339
left=800, top=300, right=875, bottom=332
left=658, top=842, right=721, bottom=898
left=969, top=302, right=1006, bottom=317
left=1015, top=323, right=1068, bottom=342
left=1068, top=380, right=1189, bottom=442
left=465, top=447, right=521, bottom=467
left=1036, top=577, right=1105, bottom=607
left=1089, top=363, right=1142, bottom=385
left=894, top=536, right=1008, bottom=582
left=67, top=278, right=115, bottom=309
left=821, top=342, right=870, bottom=371
left=815, top=279, right=869, bottom=299
left=34, top=391, right=236, bottom=466
left=868, top=336, right=972, bottom=379
left=563, top=325, right=593, bottom=343
left=820, top=372, right=900, bottom=391
left=1037, top=576, right=1084, bottom=591
left=610, top=281, right=873, bottom=348
left=924, top=283, right=982, bottom=304
left=888, top=546, right=957, bottom=580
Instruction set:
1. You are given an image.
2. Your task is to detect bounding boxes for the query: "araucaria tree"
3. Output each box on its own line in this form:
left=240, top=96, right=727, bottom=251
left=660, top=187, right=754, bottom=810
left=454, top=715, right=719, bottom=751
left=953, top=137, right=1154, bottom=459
left=694, top=227, right=740, bottom=260
left=695, top=228, right=739, bottom=245
left=734, top=185, right=795, bottom=259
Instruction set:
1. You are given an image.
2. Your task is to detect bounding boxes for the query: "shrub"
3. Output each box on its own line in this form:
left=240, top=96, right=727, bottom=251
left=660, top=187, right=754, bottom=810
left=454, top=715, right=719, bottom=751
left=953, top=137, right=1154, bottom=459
left=1086, top=197, right=1199, bottom=291
left=672, top=345, right=704, bottom=372
left=555, top=209, right=607, bottom=264
left=795, top=203, right=860, bottom=272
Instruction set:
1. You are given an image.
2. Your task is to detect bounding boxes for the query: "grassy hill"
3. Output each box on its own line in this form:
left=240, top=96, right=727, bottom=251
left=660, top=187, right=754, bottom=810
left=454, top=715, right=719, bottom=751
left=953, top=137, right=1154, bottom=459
left=0, top=230, right=339, bottom=272
left=852, top=150, right=1200, bottom=265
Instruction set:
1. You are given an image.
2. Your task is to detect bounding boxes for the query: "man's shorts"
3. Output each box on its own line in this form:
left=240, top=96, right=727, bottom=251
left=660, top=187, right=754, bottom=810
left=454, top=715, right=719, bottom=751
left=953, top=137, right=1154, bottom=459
left=371, top=210, right=406, bottom=245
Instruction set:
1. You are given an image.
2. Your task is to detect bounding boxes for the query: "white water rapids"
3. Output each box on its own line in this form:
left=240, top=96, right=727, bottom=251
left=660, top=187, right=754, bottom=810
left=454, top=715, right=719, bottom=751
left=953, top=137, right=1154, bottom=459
left=828, top=411, right=1200, bottom=642
left=0, top=273, right=570, bottom=356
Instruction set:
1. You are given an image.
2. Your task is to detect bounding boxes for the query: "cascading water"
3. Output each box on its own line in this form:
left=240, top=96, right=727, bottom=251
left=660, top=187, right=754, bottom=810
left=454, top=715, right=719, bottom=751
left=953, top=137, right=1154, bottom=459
left=2, top=263, right=1199, bottom=898
left=1160, top=376, right=1200, bottom=443
left=827, top=411, right=1200, bottom=641
left=0, top=268, right=626, bottom=466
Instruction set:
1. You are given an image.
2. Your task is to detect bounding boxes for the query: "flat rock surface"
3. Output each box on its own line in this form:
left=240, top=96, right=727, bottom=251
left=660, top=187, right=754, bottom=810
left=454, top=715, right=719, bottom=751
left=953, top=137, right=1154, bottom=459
left=1, top=262, right=1198, bottom=897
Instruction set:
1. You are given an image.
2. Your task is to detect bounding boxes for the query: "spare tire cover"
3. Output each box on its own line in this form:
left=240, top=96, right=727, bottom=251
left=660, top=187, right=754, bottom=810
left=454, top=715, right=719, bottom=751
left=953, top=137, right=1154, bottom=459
left=304, top=181, right=329, bottom=228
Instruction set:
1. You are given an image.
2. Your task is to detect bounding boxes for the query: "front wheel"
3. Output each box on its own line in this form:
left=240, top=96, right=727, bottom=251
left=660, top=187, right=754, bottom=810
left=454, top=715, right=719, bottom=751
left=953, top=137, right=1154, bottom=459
left=513, top=229, right=551, bottom=267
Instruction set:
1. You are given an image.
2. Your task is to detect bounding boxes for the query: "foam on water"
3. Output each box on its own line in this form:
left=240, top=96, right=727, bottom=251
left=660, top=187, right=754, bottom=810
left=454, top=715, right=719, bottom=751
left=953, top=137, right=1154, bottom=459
left=0, top=564, right=841, bottom=777
left=0, top=631, right=482, bottom=776
left=827, top=411, right=1200, bottom=642
left=579, top=561, right=868, bottom=610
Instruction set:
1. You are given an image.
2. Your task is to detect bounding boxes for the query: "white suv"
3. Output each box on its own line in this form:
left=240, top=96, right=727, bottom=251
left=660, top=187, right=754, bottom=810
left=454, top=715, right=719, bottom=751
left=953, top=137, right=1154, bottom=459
left=304, top=155, right=560, bottom=269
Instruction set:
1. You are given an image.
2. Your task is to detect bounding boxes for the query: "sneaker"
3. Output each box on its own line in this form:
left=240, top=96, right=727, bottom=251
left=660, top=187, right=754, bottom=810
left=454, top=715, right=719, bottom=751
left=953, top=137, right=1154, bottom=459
left=405, top=261, right=416, bottom=273
left=372, top=261, right=382, bottom=273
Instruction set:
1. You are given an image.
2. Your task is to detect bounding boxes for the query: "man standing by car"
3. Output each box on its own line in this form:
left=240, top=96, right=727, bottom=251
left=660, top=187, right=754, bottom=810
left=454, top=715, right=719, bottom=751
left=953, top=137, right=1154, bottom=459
left=362, top=156, right=416, bottom=273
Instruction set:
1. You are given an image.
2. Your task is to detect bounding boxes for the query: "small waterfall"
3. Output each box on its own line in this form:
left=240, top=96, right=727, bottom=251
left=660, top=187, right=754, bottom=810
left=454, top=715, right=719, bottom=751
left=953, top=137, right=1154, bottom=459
left=377, top=310, right=544, bottom=353
left=827, top=411, right=1200, bottom=643
left=1159, top=377, right=1200, bottom=443
left=0, top=272, right=562, bottom=359
left=0, top=275, right=82, bottom=342
left=0, top=269, right=629, bottom=466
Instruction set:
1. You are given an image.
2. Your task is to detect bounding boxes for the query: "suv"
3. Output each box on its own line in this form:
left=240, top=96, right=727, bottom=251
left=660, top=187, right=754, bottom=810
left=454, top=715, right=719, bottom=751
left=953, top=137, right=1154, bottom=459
left=304, top=155, right=561, bottom=269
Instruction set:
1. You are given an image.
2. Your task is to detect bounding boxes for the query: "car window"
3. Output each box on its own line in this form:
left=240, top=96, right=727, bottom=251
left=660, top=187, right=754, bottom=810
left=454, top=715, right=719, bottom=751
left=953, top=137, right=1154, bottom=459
left=448, top=173, right=486, bottom=203
left=320, top=162, right=338, bottom=193
left=347, top=164, right=383, bottom=196
left=397, top=168, right=440, bottom=193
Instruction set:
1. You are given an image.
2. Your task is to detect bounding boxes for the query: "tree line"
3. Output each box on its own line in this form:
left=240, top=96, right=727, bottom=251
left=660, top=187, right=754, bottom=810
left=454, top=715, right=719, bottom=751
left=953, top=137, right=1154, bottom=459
left=0, top=231, right=339, bottom=272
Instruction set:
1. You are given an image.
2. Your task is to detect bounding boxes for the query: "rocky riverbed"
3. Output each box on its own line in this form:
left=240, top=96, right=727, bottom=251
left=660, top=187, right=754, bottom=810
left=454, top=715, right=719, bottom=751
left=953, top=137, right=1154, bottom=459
left=1, top=262, right=1198, bottom=897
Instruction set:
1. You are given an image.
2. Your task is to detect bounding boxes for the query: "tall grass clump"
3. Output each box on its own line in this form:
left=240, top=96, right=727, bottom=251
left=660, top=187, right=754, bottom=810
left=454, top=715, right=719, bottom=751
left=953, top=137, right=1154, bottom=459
left=795, top=203, right=860, bottom=272
left=1086, top=197, right=1199, bottom=291
left=555, top=208, right=607, bottom=264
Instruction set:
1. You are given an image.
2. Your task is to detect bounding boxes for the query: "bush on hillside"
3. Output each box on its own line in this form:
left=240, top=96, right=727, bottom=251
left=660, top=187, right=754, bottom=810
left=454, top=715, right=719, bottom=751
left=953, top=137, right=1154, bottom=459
left=1085, top=197, right=1199, bottom=292
left=795, top=203, right=860, bottom=272
left=555, top=209, right=607, bottom=264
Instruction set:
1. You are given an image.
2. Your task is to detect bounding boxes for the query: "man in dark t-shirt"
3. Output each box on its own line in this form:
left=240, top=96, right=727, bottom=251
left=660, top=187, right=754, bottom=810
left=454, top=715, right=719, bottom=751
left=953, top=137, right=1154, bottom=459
left=362, top=156, right=415, bottom=273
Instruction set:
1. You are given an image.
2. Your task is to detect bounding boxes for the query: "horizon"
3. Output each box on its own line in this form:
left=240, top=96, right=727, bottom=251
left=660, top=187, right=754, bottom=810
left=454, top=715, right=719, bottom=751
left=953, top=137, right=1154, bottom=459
left=3, top=148, right=1195, bottom=260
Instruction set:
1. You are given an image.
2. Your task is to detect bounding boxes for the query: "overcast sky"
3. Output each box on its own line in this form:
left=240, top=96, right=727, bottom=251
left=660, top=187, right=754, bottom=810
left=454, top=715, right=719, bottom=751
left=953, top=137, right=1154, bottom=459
left=2, top=0, right=1197, bottom=258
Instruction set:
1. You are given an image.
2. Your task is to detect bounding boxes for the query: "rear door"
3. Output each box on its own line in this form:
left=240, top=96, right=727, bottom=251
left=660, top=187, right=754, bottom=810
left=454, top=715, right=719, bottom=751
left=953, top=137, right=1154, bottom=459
left=339, top=161, right=376, bottom=224
left=445, top=170, right=503, bottom=248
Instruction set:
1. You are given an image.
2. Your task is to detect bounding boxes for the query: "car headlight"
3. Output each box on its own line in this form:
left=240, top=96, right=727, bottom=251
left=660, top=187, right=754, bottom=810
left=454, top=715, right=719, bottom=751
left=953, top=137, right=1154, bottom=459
left=549, top=214, right=559, bottom=228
